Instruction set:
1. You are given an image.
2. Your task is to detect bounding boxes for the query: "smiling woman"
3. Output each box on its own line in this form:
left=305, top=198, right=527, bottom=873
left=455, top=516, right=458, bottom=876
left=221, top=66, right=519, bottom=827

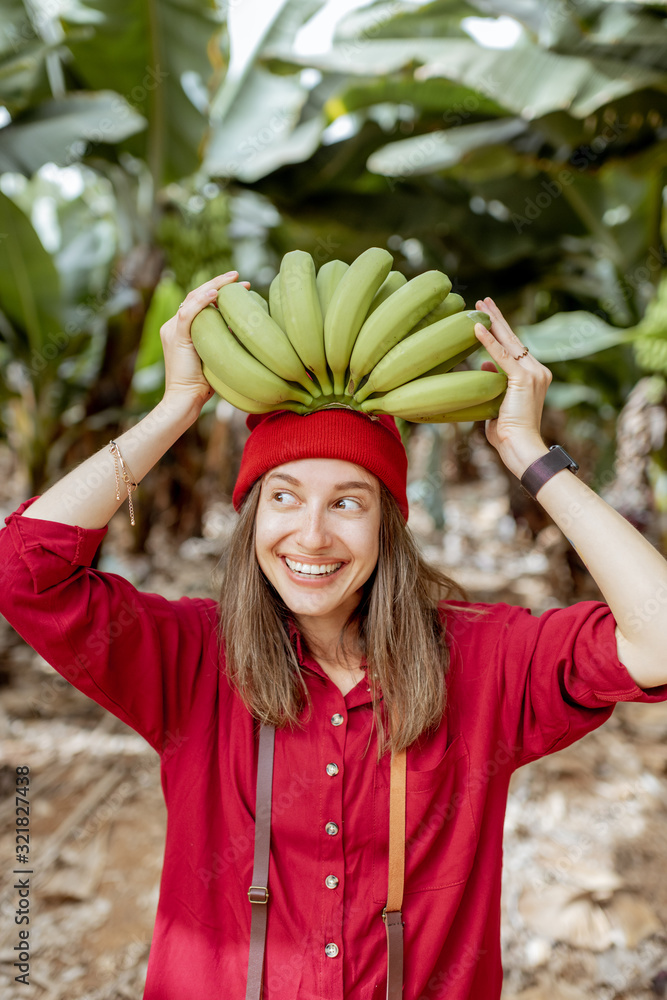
left=255, top=461, right=382, bottom=656
left=2, top=270, right=667, bottom=1000
left=218, top=415, right=463, bottom=751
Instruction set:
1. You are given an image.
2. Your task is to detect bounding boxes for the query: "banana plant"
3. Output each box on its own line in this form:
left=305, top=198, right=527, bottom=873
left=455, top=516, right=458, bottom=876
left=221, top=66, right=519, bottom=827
left=0, top=187, right=102, bottom=491
left=221, top=0, right=667, bottom=415
left=1, top=0, right=221, bottom=188
left=0, top=0, right=225, bottom=508
left=2, top=0, right=666, bottom=506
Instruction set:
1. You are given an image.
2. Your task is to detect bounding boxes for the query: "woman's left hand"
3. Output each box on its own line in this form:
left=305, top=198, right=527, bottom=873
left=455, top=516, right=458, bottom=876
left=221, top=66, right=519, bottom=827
left=473, top=296, right=552, bottom=478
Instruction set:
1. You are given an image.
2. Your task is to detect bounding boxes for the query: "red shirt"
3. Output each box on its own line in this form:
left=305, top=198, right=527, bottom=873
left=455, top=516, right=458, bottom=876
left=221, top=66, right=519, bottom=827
left=2, top=497, right=666, bottom=1000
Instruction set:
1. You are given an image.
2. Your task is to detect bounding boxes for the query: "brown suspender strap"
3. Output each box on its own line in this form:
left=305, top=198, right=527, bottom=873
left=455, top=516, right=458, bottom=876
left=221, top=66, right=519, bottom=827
left=383, top=748, right=407, bottom=1000
left=246, top=726, right=407, bottom=999
left=245, top=722, right=275, bottom=1000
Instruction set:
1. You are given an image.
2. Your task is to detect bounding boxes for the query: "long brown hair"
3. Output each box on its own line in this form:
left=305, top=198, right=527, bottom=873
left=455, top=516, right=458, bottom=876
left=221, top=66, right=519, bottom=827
left=216, top=477, right=465, bottom=761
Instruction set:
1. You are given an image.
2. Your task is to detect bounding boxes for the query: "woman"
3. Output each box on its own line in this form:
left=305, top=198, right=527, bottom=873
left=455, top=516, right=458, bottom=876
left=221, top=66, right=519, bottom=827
left=2, top=269, right=666, bottom=1000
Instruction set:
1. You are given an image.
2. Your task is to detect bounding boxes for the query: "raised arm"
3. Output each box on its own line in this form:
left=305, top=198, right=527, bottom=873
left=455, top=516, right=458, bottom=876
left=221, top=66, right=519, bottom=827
left=474, top=297, right=667, bottom=690
left=22, top=272, right=246, bottom=529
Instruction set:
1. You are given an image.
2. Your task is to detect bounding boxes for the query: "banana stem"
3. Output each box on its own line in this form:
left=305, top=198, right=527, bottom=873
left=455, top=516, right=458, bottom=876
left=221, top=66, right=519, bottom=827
left=332, top=375, right=346, bottom=396
left=306, top=395, right=365, bottom=413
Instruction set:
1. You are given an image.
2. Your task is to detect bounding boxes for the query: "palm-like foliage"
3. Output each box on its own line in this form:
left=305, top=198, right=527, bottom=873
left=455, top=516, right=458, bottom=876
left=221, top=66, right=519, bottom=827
left=0, top=0, right=666, bottom=507
left=0, top=0, right=223, bottom=501
left=218, top=0, right=667, bottom=420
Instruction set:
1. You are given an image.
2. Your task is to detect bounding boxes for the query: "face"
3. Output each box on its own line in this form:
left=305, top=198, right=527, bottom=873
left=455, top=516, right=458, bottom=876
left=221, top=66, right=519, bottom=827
left=254, top=458, right=382, bottom=630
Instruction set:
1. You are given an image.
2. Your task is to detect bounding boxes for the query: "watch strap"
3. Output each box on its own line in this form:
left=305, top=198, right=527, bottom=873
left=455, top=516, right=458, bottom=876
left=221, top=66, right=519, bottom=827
left=520, top=445, right=579, bottom=499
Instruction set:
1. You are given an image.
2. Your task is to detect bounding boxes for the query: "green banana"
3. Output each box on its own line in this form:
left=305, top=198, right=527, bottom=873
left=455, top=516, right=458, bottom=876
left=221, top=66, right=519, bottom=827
left=409, top=292, right=466, bottom=335
left=217, top=282, right=315, bottom=393
left=191, top=305, right=313, bottom=407
left=366, top=270, right=408, bottom=315
left=419, top=342, right=481, bottom=378
left=359, top=369, right=507, bottom=421
left=324, top=247, right=394, bottom=396
left=354, top=310, right=490, bottom=403
left=410, top=391, right=506, bottom=423
left=280, top=250, right=332, bottom=395
left=248, top=290, right=269, bottom=313
left=269, top=275, right=286, bottom=330
left=202, top=363, right=307, bottom=414
left=316, top=259, right=349, bottom=317
left=348, top=270, right=452, bottom=394
left=185, top=247, right=500, bottom=425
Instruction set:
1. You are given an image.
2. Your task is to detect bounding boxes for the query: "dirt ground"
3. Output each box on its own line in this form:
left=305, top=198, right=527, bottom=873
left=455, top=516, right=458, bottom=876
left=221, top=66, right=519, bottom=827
left=1, top=427, right=666, bottom=999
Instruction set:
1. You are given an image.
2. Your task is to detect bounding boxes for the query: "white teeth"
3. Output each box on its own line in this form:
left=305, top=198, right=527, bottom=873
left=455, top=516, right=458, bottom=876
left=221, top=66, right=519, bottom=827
left=285, top=557, right=342, bottom=576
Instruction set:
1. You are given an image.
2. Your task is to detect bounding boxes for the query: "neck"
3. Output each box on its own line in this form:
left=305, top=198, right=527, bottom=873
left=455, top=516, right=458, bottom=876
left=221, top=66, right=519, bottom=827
left=295, top=611, right=361, bottom=670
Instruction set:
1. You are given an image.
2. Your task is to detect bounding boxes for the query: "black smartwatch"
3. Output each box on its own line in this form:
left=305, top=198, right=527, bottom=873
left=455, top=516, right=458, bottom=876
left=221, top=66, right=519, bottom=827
left=520, top=445, right=579, bottom=499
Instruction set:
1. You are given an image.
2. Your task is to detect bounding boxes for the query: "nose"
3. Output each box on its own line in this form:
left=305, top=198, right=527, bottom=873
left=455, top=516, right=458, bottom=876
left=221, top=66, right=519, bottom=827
left=295, top=503, right=331, bottom=551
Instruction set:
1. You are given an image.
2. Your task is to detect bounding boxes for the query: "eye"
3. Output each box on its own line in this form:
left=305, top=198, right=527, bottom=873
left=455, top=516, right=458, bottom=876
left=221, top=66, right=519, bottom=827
left=334, top=497, right=362, bottom=511
left=271, top=490, right=298, bottom=505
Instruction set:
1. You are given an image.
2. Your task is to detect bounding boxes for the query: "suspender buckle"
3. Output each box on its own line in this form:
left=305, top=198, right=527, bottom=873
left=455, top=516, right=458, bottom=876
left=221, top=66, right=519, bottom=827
left=382, top=907, right=404, bottom=927
left=248, top=885, right=269, bottom=904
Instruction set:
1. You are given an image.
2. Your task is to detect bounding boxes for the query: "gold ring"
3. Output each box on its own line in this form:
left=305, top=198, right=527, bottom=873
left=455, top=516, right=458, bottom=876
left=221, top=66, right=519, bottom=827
left=514, top=347, right=529, bottom=361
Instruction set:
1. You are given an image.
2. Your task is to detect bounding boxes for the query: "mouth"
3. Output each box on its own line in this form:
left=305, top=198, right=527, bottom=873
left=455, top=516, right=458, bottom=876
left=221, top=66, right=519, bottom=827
left=282, top=556, right=344, bottom=579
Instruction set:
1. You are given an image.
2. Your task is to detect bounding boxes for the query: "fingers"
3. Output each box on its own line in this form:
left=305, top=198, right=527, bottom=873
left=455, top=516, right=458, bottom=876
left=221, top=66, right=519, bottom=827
left=175, top=285, right=219, bottom=325
left=474, top=296, right=535, bottom=370
left=474, top=298, right=553, bottom=405
left=475, top=297, right=547, bottom=377
left=176, top=271, right=247, bottom=325
left=473, top=321, right=516, bottom=372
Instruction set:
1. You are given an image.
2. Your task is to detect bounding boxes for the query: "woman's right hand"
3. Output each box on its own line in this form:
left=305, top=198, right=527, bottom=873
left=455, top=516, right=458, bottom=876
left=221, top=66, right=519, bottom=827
left=160, top=271, right=250, bottom=413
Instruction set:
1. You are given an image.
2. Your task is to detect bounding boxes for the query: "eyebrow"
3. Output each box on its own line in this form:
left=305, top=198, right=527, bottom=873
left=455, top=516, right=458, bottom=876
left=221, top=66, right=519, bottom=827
left=266, top=473, right=375, bottom=492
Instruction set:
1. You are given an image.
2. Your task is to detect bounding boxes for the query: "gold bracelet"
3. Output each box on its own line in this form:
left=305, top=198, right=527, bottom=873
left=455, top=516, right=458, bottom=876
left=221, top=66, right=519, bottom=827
left=109, top=440, right=138, bottom=526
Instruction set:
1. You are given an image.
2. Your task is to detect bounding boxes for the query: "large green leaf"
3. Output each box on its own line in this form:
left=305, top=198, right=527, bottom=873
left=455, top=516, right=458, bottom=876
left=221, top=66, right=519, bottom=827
left=334, top=0, right=480, bottom=41
left=55, top=204, right=118, bottom=307
left=326, top=76, right=507, bottom=119
left=0, top=92, right=146, bottom=174
left=630, top=271, right=667, bottom=375
left=465, top=0, right=666, bottom=37
left=273, top=36, right=665, bottom=119
left=60, top=0, right=220, bottom=185
left=0, top=0, right=53, bottom=115
left=367, top=117, right=527, bottom=176
left=516, top=311, right=631, bottom=362
left=420, top=39, right=666, bottom=119
left=545, top=381, right=603, bottom=409
left=526, top=0, right=667, bottom=68
left=205, top=66, right=323, bottom=181
left=0, top=190, right=61, bottom=357
left=209, top=0, right=296, bottom=121
left=266, top=37, right=445, bottom=75
left=206, top=0, right=324, bottom=180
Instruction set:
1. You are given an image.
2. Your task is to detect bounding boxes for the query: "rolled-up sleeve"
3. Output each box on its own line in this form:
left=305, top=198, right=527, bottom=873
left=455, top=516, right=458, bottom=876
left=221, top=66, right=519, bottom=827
left=0, top=498, right=218, bottom=753
left=445, top=600, right=667, bottom=769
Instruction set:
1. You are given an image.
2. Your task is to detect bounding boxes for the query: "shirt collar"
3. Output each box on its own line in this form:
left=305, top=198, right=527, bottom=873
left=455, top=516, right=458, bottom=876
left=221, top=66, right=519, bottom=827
left=287, top=618, right=325, bottom=679
left=287, top=618, right=375, bottom=705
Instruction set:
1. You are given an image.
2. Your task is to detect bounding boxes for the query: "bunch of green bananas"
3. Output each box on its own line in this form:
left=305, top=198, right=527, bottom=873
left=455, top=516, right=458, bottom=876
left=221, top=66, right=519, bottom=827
left=190, top=247, right=507, bottom=422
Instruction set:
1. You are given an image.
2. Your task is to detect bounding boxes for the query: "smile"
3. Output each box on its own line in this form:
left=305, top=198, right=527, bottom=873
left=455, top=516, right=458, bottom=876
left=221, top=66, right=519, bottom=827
left=284, top=557, right=343, bottom=577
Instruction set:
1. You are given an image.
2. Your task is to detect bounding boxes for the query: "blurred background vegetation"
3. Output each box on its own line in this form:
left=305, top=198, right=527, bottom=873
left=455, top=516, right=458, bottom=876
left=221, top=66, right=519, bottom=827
left=1, top=0, right=666, bottom=552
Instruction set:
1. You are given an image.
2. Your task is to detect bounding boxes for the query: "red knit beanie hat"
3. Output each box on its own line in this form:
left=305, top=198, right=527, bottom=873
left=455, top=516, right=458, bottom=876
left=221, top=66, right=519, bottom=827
left=232, top=409, right=409, bottom=520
